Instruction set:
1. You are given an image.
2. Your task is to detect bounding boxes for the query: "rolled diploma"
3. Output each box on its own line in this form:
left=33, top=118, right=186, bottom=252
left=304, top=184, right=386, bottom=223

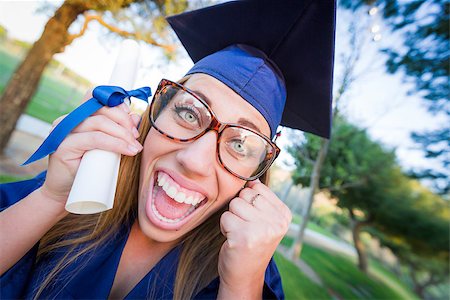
left=65, top=39, right=141, bottom=214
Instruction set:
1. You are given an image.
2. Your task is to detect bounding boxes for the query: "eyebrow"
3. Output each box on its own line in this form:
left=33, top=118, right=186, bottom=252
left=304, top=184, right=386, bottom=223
left=237, top=118, right=262, bottom=133
left=191, top=90, right=212, bottom=105
left=191, top=89, right=263, bottom=134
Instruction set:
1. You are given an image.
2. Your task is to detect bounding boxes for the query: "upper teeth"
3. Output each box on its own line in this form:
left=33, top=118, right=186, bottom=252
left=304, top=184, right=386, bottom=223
left=157, top=172, right=205, bottom=206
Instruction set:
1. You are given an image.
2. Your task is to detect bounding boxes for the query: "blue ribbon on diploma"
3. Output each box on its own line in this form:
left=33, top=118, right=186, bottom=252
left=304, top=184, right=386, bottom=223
left=23, top=85, right=152, bottom=165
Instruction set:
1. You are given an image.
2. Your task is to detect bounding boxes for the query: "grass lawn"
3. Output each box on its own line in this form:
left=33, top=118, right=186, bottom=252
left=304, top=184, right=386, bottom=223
left=301, top=244, right=406, bottom=299
left=280, top=236, right=416, bottom=299
left=292, top=214, right=341, bottom=242
left=369, top=259, right=419, bottom=300
left=274, top=252, right=331, bottom=299
left=307, top=222, right=341, bottom=241
left=0, top=49, right=85, bottom=124
left=0, top=174, right=31, bottom=184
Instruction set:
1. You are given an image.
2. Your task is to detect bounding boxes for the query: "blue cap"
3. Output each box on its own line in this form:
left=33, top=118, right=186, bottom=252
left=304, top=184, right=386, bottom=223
left=167, top=0, right=336, bottom=138
left=186, top=44, right=286, bottom=138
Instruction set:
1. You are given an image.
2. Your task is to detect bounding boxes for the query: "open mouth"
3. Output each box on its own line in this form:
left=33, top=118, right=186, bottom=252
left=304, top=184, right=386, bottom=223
left=145, top=170, right=208, bottom=230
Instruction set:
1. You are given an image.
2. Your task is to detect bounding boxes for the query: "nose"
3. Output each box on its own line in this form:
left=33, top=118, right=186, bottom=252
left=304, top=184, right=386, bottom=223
left=176, top=131, right=217, bottom=177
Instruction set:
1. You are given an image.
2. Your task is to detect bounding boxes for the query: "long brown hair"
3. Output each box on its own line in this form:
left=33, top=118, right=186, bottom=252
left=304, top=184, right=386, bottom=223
left=35, top=82, right=270, bottom=299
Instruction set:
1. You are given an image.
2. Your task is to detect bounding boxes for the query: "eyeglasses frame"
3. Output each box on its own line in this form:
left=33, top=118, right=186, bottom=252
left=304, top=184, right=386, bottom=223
left=148, top=78, right=281, bottom=181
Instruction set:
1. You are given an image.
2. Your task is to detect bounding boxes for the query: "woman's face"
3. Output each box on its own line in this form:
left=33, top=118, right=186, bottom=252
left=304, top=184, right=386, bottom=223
left=138, top=73, right=271, bottom=243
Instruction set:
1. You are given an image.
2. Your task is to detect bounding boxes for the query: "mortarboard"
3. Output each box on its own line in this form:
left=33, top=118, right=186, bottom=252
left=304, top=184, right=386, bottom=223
left=166, top=0, right=336, bottom=138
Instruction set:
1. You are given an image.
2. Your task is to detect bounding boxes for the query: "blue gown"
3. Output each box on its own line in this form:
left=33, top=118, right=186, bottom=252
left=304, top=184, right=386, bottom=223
left=0, top=172, right=284, bottom=299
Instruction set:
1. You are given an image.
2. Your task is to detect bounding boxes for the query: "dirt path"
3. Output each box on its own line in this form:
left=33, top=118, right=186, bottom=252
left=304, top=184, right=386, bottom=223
left=0, top=129, right=47, bottom=177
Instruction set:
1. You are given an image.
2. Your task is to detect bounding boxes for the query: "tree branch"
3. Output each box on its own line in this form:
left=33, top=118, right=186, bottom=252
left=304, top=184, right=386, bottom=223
left=349, top=208, right=373, bottom=226
left=67, top=13, right=176, bottom=53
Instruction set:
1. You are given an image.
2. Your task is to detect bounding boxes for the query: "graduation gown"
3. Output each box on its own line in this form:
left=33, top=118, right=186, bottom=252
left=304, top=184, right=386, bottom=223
left=0, top=172, right=284, bottom=299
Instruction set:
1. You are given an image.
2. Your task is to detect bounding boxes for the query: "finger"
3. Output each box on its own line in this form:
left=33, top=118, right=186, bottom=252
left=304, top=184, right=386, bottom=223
left=245, top=179, right=273, bottom=198
left=130, top=113, right=141, bottom=128
left=228, top=197, right=258, bottom=222
left=237, top=191, right=291, bottom=239
left=239, top=188, right=270, bottom=209
left=81, top=89, right=130, bottom=113
left=238, top=188, right=267, bottom=211
left=93, top=105, right=137, bottom=134
left=220, top=210, right=246, bottom=237
left=58, top=131, right=142, bottom=158
left=72, top=115, right=140, bottom=147
left=246, top=182, right=290, bottom=214
left=240, top=187, right=288, bottom=219
left=51, top=114, right=67, bottom=128
left=118, top=102, right=131, bottom=113
left=245, top=178, right=261, bottom=188
left=246, top=179, right=278, bottom=199
left=81, top=89, right=94, bottom=103
left=239, top=188, right=260, bottom=204
left=78, top=89, right=132, bottom=124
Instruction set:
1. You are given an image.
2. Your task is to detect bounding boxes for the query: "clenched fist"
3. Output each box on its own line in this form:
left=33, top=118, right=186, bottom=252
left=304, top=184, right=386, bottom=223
left=218, top=179, right=292, bottom=298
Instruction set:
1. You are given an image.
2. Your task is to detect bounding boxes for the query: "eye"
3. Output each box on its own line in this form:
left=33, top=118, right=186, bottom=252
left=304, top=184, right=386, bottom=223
left=226, top=139, right=250, bottom=158
left=173, top=104, right=202, bottom=128
left=179, top=109, right=197, bottom=123
left=231, top=140, right=245, bottom=153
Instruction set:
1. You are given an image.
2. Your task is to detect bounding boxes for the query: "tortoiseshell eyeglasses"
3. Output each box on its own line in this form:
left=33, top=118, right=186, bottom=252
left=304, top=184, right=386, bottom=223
left=148, top=79, right=280, bottom=180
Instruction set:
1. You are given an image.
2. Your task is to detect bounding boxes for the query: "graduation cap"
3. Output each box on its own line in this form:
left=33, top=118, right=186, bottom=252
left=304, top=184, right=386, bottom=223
left=166, top=0, right=336, bottom=138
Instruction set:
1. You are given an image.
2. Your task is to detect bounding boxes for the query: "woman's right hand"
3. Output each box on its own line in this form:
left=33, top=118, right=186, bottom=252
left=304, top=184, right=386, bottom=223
left=0, top=100, right=144, bottom=275
left=40, top=102, right=143, bottom=205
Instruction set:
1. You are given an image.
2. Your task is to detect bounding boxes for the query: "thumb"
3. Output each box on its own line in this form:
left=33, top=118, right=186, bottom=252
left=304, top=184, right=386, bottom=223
left=245, top=178, right=261, bottom=188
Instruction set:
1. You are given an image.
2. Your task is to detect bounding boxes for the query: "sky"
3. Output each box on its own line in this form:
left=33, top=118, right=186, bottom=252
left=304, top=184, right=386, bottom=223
left=0, top=0, right=445, bottom=176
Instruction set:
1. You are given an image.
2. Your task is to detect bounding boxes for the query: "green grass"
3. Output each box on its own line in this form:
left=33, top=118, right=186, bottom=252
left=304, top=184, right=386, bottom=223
left=281, top=235, right=295, bottom=247
left=307, top=222, right=341, bottom=241
left=291, top=214, right=341, bottom=241
left=274, top=252, right=331, bottom=300
left=301, top=244, right=407, bottom=299
left=0, top=174, right=31, bottom=184
left=279, top=236, right=415, bottom=299
left=369, top=259, right=419, bottom=300
left=291, top=214, right=302, bottom=224
left=0, top=49, right=86, bottom=124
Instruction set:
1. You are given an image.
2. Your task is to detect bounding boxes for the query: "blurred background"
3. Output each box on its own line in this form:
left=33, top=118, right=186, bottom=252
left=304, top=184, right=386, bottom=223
left=0, top=0, right=448, bottom=299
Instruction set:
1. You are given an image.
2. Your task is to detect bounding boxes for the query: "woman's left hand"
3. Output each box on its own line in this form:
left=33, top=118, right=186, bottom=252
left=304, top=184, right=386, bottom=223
left=218, top=179, right=292, bottom=298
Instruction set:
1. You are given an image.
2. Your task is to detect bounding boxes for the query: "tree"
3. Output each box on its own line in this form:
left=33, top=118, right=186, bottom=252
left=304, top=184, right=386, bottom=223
left=374, top=180, right=449, bottom=260
left=340, top=0, right=450, bottom=195
left=289, top=116, right=399, bottom=272
left=286, top=10, right=378, bottom=260
left=288, top=0, right=449, bottom=283
left=290, top=115, right=449, bottom=281
left=372, top=183, right=450, bottom=299
left=373, top=231, right=448, bottom=298
left=0, top=0, right=188, bottom=152
left=287, top=137, right=329, bottom=260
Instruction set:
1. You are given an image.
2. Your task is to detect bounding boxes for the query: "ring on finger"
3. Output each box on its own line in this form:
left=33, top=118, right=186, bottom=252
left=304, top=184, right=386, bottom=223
left=250, top=193, right=262, bottom=207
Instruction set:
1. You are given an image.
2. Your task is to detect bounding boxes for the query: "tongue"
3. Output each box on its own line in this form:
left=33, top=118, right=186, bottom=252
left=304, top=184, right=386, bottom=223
left=153, top=185, right=192, bottom=219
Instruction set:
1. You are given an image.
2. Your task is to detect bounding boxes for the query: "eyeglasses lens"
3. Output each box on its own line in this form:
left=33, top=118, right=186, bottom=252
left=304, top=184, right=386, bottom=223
left=150, top=84, right=274, bottom=179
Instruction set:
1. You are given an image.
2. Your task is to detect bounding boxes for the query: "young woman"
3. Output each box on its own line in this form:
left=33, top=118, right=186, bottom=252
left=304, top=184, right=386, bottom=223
left=0, top=1, right=335, bottom=299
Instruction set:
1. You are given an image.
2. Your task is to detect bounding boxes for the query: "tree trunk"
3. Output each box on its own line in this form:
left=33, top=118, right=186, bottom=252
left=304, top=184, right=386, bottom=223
left=350, top=209, right=369, bottom=273
left=289, top=138, right=330, bottom=260
left=0, top=2, right=87, bottom=152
